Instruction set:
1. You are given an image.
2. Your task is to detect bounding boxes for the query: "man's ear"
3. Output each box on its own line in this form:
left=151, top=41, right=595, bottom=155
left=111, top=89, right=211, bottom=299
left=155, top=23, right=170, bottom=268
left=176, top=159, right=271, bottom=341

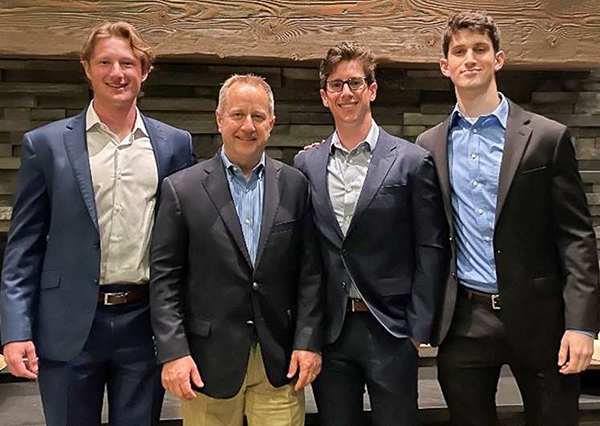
left=81, top=60, right=92, bottom=81
left=320, top=88, right=329, bottom=108
left=440, top=58, right=451, bottom=78
left=494, top=50, right=506, bottom=72
left=215, top=110, right=223, bottom=133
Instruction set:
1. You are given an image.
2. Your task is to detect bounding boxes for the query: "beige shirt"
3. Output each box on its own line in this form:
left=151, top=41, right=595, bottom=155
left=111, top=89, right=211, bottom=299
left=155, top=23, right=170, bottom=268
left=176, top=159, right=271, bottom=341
left=327, top=120, right=379, bottom=298
left=86, top=102, right=158, bottom=285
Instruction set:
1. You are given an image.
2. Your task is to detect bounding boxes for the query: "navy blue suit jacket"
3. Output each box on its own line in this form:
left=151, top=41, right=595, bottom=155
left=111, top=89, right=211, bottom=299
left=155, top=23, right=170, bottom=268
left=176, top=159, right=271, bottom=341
left=295, top=128, right=448, bottom=344
left=0, top=108, right=195, bottom=361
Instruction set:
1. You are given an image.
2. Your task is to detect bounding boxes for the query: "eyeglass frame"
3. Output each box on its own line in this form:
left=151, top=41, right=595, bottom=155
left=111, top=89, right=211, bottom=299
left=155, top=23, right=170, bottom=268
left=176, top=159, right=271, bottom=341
left=324, top=76, right=372, bottom=93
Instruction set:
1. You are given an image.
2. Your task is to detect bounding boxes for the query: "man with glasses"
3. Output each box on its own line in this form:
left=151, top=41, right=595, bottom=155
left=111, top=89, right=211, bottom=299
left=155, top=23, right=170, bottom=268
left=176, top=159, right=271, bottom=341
left=295, top=42, right=448, bottom=426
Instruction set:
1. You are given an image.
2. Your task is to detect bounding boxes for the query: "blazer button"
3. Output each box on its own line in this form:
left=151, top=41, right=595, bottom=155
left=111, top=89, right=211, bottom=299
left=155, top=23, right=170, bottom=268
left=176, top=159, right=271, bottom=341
left=246, top=319, right=254, bottom=326
left=341, top=281, right=347, bottom=290
left=252, top=282, right=260, bottom=291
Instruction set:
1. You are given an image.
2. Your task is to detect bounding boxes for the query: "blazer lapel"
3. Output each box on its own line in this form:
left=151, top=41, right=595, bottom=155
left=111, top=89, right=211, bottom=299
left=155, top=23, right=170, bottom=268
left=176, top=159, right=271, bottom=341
left=496, top=101, right=532, bottom=223
left=254, top=157, right=281, bottom=270
left=426, top=117, right=454, bottom=226
left=346, top=129, right=397, bottom=236
left=311, top=137, right=344, bottom=244
left=143, top=115, right=170, bottom=182
left=202, top=154, right=253, bottom=268
left=63, top=110, right=98, bottom=230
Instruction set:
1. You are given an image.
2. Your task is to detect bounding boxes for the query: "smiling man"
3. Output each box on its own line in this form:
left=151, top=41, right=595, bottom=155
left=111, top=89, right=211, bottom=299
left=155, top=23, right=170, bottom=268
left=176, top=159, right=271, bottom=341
left=0, top=22, right=195, bottom=426
left=149, top=74, right=324, bottom=426
left=416, top=11, right=600, bottom=426
left=295, top=42, right=448, bottom=426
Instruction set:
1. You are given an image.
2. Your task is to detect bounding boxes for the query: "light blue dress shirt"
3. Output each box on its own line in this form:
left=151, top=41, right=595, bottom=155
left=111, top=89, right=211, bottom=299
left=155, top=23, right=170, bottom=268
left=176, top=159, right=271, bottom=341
left=448, top=94, right=508, bottom=294
left=220, top=149, right=265, bottom=266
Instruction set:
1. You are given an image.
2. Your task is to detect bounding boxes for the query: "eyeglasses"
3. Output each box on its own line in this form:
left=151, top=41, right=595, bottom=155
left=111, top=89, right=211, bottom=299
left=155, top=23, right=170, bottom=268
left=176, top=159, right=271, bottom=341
left=325, top=77, right=368, bottom=93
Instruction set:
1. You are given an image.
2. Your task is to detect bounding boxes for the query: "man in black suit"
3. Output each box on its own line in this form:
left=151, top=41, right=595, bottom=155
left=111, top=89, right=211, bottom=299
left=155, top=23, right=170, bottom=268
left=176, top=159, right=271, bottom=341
left=150, top=74, right=324, bottom=426
left=295, top=42, right=448, bottom=426
left=416, top=11, right=600, bottom=426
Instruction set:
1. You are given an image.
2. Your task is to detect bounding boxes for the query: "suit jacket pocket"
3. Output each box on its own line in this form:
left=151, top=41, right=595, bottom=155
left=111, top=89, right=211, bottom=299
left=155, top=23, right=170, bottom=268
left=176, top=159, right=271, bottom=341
left=188, top=318, right=211, bottom=337
left=271, top=218, right=300, bottom=234
left=377, top=183, right=407, bottom=196
left=378, top=276, right=412, bottom=296
left=532, top=276, right=561, bottom=297
left=521, top=165, right=547, bottom=174
left=40, top=270, right=61, bottom=290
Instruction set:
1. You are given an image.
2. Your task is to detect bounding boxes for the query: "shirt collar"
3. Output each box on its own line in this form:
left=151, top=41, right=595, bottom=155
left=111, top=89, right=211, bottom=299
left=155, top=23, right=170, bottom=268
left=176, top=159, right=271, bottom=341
left=220, top=147, right=266, bottom=179
left=331, top=119, right=379, bottom=154
left=450, top=92, right=508, bottom=129
left=85, top=100, right=149, bottom=138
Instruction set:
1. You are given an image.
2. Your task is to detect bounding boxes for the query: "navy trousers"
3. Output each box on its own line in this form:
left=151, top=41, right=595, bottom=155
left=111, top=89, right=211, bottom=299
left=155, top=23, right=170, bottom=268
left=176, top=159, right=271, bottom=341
left=37, top=290, right=162, bottom=426
left=312, top=312, right=418, bottom=426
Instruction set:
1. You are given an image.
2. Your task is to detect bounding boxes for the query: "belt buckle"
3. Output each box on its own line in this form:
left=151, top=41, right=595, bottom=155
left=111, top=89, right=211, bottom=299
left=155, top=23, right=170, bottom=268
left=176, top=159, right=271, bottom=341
left=491, top=294, right=501, bottom=310
left=103, top=292, right=126, bottom=306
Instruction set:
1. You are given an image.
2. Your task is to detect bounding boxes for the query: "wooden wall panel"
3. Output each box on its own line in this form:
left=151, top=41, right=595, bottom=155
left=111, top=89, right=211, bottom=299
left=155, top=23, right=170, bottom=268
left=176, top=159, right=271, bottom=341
left=0, top=1, right=599, bottom=67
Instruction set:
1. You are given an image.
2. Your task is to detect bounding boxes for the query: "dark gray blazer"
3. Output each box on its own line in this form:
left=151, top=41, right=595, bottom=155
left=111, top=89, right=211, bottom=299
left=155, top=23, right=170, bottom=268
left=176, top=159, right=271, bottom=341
left=416, top=100, right=600, bottom=369
left=150, top=154, right=324, bottom=398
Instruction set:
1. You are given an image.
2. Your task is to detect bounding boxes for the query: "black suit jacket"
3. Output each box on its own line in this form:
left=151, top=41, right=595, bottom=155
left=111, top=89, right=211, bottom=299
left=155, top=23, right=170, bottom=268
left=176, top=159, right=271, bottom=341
left=150, top=154, right=324, bottom=398
left=416, top=100, right=600, bottom=369
left=295, top=128, right=448, bottom=344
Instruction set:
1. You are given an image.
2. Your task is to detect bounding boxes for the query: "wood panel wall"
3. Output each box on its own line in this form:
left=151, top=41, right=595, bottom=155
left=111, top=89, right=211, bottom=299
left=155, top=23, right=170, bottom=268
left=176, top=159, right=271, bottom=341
left=0, top=1, right=599, bottom=67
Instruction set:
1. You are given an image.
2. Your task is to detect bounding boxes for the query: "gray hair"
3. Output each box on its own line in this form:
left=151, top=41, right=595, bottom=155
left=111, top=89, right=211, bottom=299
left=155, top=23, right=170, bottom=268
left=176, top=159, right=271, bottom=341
left=217, top=74, right=275, bottom=116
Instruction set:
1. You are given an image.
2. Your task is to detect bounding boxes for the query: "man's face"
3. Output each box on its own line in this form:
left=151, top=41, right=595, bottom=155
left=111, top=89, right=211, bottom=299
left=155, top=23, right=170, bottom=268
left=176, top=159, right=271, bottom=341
left=440, top=29, right=504, bottom=94
left=82, top=36, right=147, bottom=110
left=320, top=60, right=377, bottom=127
left=216, top=82, right=275, bottom=171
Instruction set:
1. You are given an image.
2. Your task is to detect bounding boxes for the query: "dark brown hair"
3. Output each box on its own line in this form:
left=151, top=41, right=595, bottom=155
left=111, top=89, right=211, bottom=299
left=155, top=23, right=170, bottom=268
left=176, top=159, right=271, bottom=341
left=319, top=41, right=376, bottom=88
left=442, top=11, right=501, bottom=58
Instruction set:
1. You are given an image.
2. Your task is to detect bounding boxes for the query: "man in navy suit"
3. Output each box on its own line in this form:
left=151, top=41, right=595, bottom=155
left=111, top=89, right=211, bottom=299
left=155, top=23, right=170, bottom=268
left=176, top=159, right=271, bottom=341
left=0, top=22, right=195, bottom=426
left=295, top=42, right=448, bottom=426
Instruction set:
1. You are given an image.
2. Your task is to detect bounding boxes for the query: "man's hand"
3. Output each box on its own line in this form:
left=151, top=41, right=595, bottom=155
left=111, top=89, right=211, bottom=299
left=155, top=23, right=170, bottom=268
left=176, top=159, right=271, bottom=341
left=558, top=330, right=593, bottom=374
left=162, top=355, right=203, bottom=400
left=287, top=350, right=322, bottom=391
left=4, top=341, right=38, bottom=379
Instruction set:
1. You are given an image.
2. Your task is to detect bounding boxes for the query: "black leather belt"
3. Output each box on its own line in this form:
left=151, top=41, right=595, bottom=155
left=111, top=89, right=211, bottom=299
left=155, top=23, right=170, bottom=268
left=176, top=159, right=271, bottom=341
left=460, top=286, right=501, bottom=310
left=347, top=298, right=370, bottom=312
left=98, top=289, right=146, bottom=306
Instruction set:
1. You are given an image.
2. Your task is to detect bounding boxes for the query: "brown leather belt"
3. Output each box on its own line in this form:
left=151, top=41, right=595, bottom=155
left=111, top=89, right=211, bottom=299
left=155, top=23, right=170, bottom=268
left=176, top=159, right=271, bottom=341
left=98, top=289, right=146, bottom=306
left=347, top=298, right=370, bottom=313
left=460, top=286, right=501, bottom=310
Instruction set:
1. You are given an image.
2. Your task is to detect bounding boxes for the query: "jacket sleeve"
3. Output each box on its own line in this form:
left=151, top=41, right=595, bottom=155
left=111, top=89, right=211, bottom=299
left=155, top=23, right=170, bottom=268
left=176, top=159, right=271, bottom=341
left=551, top=128, right=600, bottom=333
left=150, top=176, right=191, bottom=363
left=1, top=132, right=50, bottom=344
left=407, top=153, right=449, bottom=343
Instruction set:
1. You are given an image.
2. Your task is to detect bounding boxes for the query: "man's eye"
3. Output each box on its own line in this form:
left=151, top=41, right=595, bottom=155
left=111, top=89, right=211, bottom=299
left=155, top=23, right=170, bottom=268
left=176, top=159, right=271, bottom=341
left=348, top=78, right=365, bottom=89
left=252, top=114, right=265, bottom=121
left=330, top=81, right=343, bottom=90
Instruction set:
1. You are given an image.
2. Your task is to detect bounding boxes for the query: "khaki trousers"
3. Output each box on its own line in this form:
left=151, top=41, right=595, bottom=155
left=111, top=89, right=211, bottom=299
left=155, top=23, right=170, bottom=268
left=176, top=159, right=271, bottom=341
left=182, top=344, right=305, bottom=426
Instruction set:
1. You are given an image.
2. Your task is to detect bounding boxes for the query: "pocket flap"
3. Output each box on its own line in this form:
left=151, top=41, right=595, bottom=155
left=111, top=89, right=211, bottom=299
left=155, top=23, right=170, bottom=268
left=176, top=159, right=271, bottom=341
left=40, top=270, right=61, bottom=290
left=188, top=318, right=211, bottom=337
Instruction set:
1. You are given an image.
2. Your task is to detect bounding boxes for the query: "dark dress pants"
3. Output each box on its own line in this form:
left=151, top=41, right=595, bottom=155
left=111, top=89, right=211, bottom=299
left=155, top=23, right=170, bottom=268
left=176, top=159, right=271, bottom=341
left=37, top=290, right=163, bottom=426
left=312, top=312, right=418, bottom=426
left=437, top=290, right=580, bottom=426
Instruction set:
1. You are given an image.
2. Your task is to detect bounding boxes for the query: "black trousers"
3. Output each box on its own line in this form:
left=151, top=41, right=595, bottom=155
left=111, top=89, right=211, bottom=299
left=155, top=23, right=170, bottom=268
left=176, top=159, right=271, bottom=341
left=37, top=288, right=163, bottom=426
left=438, top=290, right=580, bottom=426
left=312, top=312, right=418, bottom=426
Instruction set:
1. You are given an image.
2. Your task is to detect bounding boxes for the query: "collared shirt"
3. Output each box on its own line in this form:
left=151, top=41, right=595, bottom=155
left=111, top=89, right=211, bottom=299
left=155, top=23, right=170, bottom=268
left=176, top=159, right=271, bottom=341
left=220, top=149, right=265, bottom=266
left=86, top=101, right=158, bottom=285
left=448, top=93, right=508, bottom=293
left=328, top=119, right=379, bottom=298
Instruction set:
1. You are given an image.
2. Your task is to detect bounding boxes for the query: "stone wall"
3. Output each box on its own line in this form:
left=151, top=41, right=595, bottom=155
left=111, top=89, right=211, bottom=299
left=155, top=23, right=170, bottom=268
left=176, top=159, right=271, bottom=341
left=0, top=60, right=599, bottom=255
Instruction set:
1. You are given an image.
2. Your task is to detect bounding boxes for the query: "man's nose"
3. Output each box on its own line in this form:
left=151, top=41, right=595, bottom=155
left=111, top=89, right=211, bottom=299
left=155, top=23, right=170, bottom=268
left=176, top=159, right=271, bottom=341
left=241, top=115, right=255, bottom=131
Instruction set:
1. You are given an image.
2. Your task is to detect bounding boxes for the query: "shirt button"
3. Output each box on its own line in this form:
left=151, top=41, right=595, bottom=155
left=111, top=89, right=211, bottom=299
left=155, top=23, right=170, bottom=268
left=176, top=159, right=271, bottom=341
left=473, top=128, right=478, bottom=134
left=252, top=282, right=260, bottom=291
left=477, top=209, right=484, bottom=215
left=246, top=319, right=254, bottom=326
left=346, top=186, right=352, bottom=193
left=484, top=236, right=491, bottom=242
left=471, top=154, right=477, bottom=159
left=244, top=218, right=251, bottom=225
left=110, top=236, right=118, bottom=242
left=115, top=205, right=122, bottom=212
left=117, top=173, right=122, bottom=180
left=472, top=180, right=478, bottom=186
